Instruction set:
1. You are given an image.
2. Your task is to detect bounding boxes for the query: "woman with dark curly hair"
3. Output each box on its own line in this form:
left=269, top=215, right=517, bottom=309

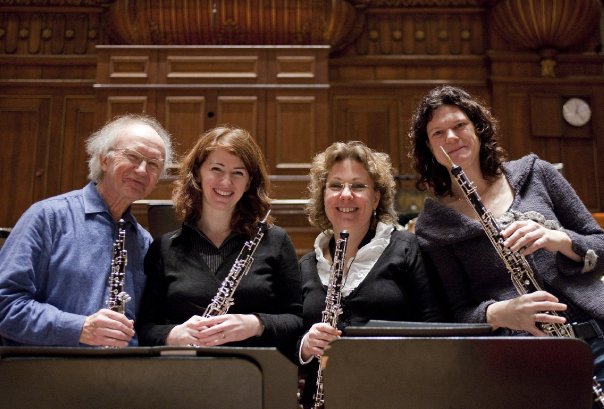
left=409, top=85, right=604, bottom=395
left=297, top=141, right=443, bottom=407
left=136, top=125, right=302, bottom=358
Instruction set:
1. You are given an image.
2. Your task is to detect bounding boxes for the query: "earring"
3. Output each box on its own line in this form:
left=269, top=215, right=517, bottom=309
left=373, top=209, right=377, bottom=218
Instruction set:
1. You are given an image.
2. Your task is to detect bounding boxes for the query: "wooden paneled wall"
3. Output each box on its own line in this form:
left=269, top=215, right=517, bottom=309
left=94, top=45, right=330, bottom=198
left=1, top=0, right=603, bottom=255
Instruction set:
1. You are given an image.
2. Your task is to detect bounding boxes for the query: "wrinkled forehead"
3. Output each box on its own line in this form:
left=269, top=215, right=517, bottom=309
left=114, top=123, right=166, bottom=158
left=326, top=158, right=372, bottom=181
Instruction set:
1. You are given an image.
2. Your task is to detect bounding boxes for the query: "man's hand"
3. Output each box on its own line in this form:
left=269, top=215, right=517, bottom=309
left=79, top=308, right=135, bottom=347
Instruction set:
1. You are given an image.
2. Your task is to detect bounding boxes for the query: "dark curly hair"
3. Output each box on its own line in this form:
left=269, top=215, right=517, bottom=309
left=408, top=85, right=507, bottom=197
left=172, top=125, right=273, bottom=237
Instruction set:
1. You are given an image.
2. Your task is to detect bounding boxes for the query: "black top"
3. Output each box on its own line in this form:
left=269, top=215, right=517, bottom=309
left=136, top=223, right=303, bottom=359
left=298, top=228, right=445, bottom=405
left=300, top=229, right=444, bottom=333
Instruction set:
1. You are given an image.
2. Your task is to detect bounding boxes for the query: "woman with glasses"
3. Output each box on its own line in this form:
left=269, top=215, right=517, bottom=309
left=297, top=141, right=444, bottom=407
left=136, top=125, right=303, bottom=359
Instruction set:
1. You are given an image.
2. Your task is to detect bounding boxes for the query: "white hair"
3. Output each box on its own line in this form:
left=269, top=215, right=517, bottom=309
left=86, top=114, right=173, bottom=182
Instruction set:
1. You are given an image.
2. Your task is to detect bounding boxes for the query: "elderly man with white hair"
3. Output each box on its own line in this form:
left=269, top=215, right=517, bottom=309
left=0, top=114, right=173, bottom=347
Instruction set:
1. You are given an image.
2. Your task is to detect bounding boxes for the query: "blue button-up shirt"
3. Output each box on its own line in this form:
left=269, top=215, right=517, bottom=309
left=0, top=182, right=151, bottom=346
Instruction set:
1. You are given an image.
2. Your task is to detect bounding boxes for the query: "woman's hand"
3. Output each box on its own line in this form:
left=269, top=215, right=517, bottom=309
left=168, top=314, right=263, bottom=347
left=300, top=323, right=342, bottom=361
left=501, top=220, right=580, bottom=261
left=486, top=291, right=568, bottom=336
left=165, top=314, right=209, bottom=346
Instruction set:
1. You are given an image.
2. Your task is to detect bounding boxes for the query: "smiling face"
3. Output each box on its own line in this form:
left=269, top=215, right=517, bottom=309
left=324, top=159, right=380, bottom=235
left=99, top=123, right=166, bottom=209
left=198, top=148, right=250, bottom=216
left=427, top=104, right=481, bottom=170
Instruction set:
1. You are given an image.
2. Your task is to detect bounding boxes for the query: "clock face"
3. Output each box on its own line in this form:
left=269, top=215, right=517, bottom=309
left=562, top=97, right=591, bottom=127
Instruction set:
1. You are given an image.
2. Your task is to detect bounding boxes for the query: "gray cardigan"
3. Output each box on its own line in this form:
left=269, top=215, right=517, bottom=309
left=416, top=154, right=604, bottom=327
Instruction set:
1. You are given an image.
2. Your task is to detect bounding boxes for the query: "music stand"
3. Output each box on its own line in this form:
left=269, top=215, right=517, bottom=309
left=0, top=346, right=299, bottom=409
left=322, top=336, right=594, bottom=409
left=345, top=320, right=493, bottom=337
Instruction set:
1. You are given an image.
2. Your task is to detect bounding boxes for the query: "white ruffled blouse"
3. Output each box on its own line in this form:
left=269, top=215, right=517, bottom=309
left=313, top=222, right=394, bottom=297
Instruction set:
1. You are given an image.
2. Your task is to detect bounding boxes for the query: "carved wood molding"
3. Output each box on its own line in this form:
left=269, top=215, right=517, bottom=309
left=0, top=0, right=112, bottom=5
left=491, top=0, right=601, bottom=51
left=490, top=0, right=601, bottom=77
left=0, top=2, right=110, bottom=55
left=337, top=8, right=487, bottom=57
left=364, top=0, right=485, bottom=5
left=105, top=0, right=363, bottom=52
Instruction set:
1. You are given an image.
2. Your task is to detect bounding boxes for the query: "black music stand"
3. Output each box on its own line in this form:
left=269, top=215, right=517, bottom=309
left=0, top=346, right=298, bottom=409
left=345, top=319, right=493, bottom=337
left=0, top=227, right=11, bottom=238
left=322, top=336, right=594, bottom=409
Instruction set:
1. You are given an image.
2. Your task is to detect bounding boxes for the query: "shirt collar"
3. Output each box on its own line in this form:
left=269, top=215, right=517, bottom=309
left=314, top=222, right=394, bottom=295
left=180, top=220, right=242, bottom=248
left=83, top=181, right=135, bottom=225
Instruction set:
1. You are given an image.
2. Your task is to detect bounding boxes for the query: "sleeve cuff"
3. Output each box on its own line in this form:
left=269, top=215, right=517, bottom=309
left=253, top=313, right=265, bottom=337
left=298, top=332, right=315, bottom=365
left=55, top=311, right=87, bottom=346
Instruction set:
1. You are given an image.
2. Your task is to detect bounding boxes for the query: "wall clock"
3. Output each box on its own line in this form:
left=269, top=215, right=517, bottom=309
left=562, top=97, right=591, bottom=127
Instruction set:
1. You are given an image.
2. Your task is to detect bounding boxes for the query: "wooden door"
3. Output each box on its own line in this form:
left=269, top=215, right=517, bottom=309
left=0, top=96, right=51, bottom=227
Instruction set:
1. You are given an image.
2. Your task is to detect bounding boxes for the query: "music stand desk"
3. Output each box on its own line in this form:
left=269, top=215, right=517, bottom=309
left=0, top=346, right=298, bottom=409
left=322, top=336, right=594, bottom=409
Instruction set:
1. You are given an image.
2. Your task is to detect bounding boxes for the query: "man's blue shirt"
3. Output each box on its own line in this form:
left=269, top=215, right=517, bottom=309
left=0, top=182, right=151, bottom=346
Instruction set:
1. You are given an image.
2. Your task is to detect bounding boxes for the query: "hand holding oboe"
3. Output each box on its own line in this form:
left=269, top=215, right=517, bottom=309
left=79, top=308, right=135, bottom=347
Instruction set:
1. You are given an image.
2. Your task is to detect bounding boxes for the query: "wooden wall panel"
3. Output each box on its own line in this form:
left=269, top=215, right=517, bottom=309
left=106, top=96, right=149, bottom=118
left=166, top=56, right=260, bottom=80
left=60, top=96, right=96, bottom=193
left=503, top=92, right=533, bottom=158
left=161, top=93, right=265, bottom=157
left=265, top=90, right=329, bottom=200
left=529, top=94, right=563, bottom=137
left=163, top=96, right=206, bottom=158
left=332, top=96, right=400, bottom=173
left=267, top=94, right=317, bottom=173
left=109, top=56, right=151, bottom=80
left=492, top=82, right=602, bottom=212
left=217, top=95, right=260, bottom=145
left=2, top=2, right=603, bottom=254
left=0, top=96, right=51, bottom=226
left=268, top=200, right=320, bottom=257
left=95, top=46, right=330, bottom=207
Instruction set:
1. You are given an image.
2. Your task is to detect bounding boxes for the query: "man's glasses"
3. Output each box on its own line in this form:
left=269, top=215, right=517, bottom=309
left=326, top=181, right=370, bottom=194
left=111, top=148, right=164, bottom=174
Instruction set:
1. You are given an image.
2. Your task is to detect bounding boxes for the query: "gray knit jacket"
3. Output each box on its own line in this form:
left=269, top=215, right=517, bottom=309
left=416, top=154, right=604, bottom=327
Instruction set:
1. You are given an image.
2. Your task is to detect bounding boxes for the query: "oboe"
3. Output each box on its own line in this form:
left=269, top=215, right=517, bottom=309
left=203, top=210, right=271, bottom=318
left=441, top=147, right=604, bottom=408
left=594, top=378, right=604, bottom=407
left=107, top=219, right=130, bottom=315
left=312, top=230, right=349, bottom=409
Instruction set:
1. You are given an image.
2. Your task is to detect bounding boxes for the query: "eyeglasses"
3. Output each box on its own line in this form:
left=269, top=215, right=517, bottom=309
left=326, top=181, right=371, bottom=194
left=110, top=148, right=164, bottom=174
